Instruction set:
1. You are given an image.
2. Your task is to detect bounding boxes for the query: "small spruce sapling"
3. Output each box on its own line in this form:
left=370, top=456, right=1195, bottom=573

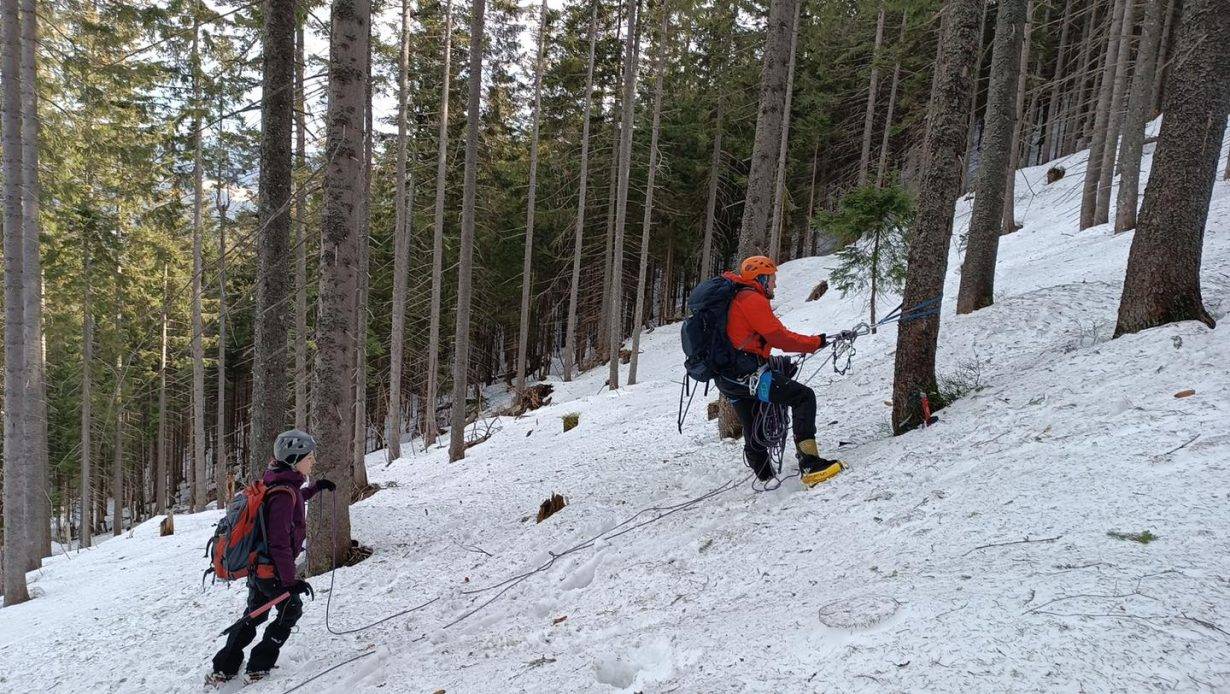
left=816, top=185, right=914, bottom=332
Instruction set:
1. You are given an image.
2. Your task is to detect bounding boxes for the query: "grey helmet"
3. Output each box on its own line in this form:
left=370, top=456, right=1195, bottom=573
left=274, top=429, right=317, bottom=462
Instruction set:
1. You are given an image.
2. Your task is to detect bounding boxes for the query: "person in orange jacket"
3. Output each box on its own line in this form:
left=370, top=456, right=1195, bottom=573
left=717, top=255, right=848, bottom=486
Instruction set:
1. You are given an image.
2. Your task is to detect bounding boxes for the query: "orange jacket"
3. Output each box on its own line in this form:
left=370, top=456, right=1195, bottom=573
left=723, top=272, right=825, bottom=359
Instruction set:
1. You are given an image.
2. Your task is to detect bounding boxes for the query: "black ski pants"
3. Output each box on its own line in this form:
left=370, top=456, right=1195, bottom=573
left=212, top=576, right=304, bottom=677
left=718, top=366, right=817, bottom=473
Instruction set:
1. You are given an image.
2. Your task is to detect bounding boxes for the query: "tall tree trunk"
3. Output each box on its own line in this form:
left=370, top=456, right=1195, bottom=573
left=768, top=0, right=801, bottom=261
left=19, top=0, right=47, bottom=565
left=424, top=0, right=453, bottom=446
left=294, top=22, right=309, bottom=430
left=353, top=35, right=373, bottom=491
left=961, top=0, right=990, bottom=194
left=562, top=1, right=598, bottom=382
left=189, top=6, right=207, bottom=513
left=309, top=0, right=369, bottom=573
left=214, top=153, right=229, bottom=509
left=738, top=0, right=801, bottom=257
left=156, top=266, right=169, bottom=512
left=890, top=0, right=980, bottom=434
left=1114, top=0, right=1227, bottom=336
left=858, top=3, right=887, bottom=187
left=2, top=0, right=30, bottom=601
left=1068, top=0, right=1104, bottom=154
left=387, top=0, right=414, bottom=462
left=1001, top=0, right=1033, bottom=234
left=598, top=4, right=625, bottom=366
left=1045, top=0, right=1073, bottom=161
left=876, top=17, right=906, bottom=187
left=1150, top=0, right=1177, bottom=117
left=111, top=354, right=124, bottom=535
left=629, top=5, right=669, bottom=386
left=515, top=0, right=549, bottom=392
left=447, top=0, right=485, bottom=463
left=1114, top=0, right=1164, bottom=233
left=699, top=100, right=724, bottom=277
left=1080, top=0, right=1128, bottom=229
left=607, top=0, right=640, bottom=392
left=249, top=0, right=295, bottom=478
left=80, top=236, right=94, bottom=548
left=957, top=0, right=1027, bottom=315
left=1095, top=0, right=1137, bottom=225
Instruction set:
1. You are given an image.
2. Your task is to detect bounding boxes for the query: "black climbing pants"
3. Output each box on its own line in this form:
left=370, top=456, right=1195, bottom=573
left=212, top=576, right=304, bottom=677
left=718, top=367, right=817, bottom=476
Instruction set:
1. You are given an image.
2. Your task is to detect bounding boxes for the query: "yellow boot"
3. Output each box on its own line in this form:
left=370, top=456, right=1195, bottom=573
left=797, top=439, right=844, bottom=488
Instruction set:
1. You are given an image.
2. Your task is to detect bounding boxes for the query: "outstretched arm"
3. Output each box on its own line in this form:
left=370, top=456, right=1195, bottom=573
left=734, top=293, right=825, bottom=353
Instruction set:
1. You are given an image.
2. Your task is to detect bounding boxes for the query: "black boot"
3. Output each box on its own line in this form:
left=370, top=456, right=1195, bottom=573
left=796, top=439, right=843, bottom=488
left=744, top=450, right=775, bottom=482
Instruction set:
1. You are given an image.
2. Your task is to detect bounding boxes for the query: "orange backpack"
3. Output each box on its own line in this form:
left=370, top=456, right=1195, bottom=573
left=204, top=481, right=294, bottom=583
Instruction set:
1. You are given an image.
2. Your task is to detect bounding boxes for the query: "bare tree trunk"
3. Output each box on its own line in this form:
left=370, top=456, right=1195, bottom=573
left=1045, top=0, right=1073, bottom=161
left=891, top=0, right=980, bottom=434
left=249, top=0, right=295, bottom=479
left=308, top=0, right=369, bottom=573
left=1114, top=0, right=1164, bottom=233
left=768, top=0, right=801, bottom=261
left=562, top=1, right=598, bottom=383
left=294, top=22, right=309, bottom=431
left=699, top=100, right=724, bottom=277
left=214, top=154, right=229, bottom=509
left=1095, top=0, right=1136, bottom=225
left=1151, top=0, right=1177, bottom=117
left=1001, top=0, right=1033, bottom=234
left=957, top=0, right=1027, bottom=315
left=1115, top=0, right=1227, bottom=336
left=876, top=18, right=906, bottom=187
left=447, top=0, right=485, bottom=463
left=858, top=3, right=886, bottom=187
left=424, top=0, right=452, bottom=447
left=515, top=0, right=549, bottom=392
left=2, top=0, right=31, bottom=600
left=738, top=0, right=801, bottom=257
left=607, top=0, right=640, bottom=392
left=189, top=6, right=207, bottom=513
left=961, top=0, right=990, bottom=194
left=19, top=0, right=47, bottom=564
left=387, top=0, right=414, bottom=462
left=156, top=266, right=168, bottom=511
left=598, top=6, right=625, bottom=366
left=111, top=353, right=124, bottom=535
left=1068, top=0, right=1104, bottom=155
left=1081, top=0, right=1128, bottom=229
left=80, top=236, right=94, bottom=547
left=352, top=36, right=373, bottom=491
left=629, top=6, right=669, bottom=386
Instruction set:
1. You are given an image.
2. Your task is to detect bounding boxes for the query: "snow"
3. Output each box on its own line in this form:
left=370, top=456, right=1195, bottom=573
left=4, top=122, right=1230, bottom=693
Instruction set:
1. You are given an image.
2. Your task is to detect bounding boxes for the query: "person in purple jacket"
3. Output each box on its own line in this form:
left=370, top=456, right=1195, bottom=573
left=209, top=429, right=336, bottom=684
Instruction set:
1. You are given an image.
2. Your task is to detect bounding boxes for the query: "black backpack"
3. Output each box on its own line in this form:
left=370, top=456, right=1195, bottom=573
left=681, top=276, right=756, bottom=382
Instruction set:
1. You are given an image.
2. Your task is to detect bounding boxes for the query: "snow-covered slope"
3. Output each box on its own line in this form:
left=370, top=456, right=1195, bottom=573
left=4, top=126, right=1229, bottom=694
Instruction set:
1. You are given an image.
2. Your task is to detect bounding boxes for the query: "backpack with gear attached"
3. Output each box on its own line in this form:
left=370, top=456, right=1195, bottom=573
left=203, top=481, right=294, bottom=584
left=681, top=276, right=755, bottom=382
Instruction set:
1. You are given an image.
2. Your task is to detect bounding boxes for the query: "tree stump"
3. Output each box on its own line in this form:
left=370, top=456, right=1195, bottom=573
left=160, top=512, right=175, bottom=537
left=717, top=397, right=742, bottom=439
left=536, top=493, right=567, bottom=523
left=806, top=279, right=829, bottom=302
left=1046, top=166, right=1066, bottom=184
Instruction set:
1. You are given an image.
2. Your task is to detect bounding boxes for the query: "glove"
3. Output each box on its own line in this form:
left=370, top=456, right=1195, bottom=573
left=287, top=579, right=315, bottom=599
left=315, top=478, right=337, bottom=492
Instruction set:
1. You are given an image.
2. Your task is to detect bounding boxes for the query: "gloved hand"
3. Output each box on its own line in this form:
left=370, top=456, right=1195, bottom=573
left=287, top=579, right=315, bottom=599
left=315, top=478, right=337, bottom=492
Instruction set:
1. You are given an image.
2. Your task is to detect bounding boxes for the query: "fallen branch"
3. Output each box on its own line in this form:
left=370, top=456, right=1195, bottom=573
left=963, top=534, right=1063, bottom=557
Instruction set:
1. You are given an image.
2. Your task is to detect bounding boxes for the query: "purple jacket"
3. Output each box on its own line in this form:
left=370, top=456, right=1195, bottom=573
left=261, top=463, right=322, bottom=587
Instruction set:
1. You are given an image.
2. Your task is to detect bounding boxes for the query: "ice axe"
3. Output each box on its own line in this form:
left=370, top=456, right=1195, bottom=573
left=219, top=591, right=291, bottom=637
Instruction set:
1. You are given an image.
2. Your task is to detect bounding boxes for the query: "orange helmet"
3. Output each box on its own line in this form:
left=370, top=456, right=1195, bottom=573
left=739, top=255, right=778, bottom=281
